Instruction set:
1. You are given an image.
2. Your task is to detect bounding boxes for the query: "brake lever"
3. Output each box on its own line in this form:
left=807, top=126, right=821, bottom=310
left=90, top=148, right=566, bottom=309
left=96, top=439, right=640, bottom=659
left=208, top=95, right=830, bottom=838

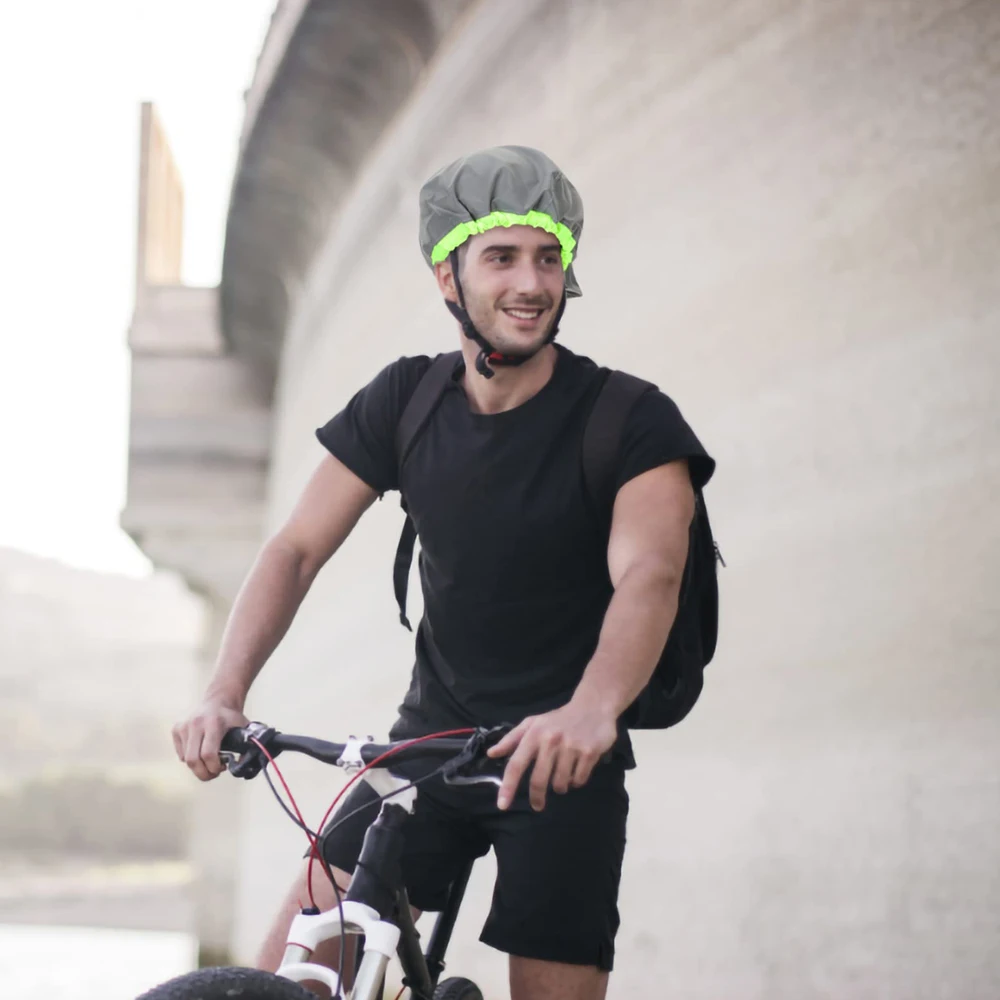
left=441, top=723, right=512, bottom=789
left=220, top=722, right=276, bottom=779
left=442, top=770, right=502, bottom=789
left=439, top=724, right=617, bottom=790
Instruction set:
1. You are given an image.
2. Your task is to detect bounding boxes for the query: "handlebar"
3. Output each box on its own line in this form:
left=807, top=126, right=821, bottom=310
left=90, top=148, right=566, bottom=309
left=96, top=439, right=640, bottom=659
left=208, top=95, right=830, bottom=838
left=219, top=722, right=509, bottom=783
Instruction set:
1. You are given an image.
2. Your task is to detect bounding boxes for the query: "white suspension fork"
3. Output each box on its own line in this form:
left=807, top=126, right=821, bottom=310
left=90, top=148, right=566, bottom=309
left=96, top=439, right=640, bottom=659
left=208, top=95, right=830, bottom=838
left=277, top=900, right=400, bottom=997
left=276, top=761, right=419, bottom=998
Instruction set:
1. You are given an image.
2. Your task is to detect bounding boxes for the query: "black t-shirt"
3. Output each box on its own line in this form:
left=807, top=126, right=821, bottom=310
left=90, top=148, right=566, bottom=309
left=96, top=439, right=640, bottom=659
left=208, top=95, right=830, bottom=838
left=316, top=345, right=714, bottom=760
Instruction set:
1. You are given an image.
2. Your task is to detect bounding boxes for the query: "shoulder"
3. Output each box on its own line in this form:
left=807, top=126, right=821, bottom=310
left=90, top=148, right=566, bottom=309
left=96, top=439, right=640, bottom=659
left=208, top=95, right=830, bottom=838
left=366, top=354, right=437, bottom=406
left=314, top=354, right=443, bottom=496
left=553, top=344, right=603, bottom=384
left=597, top=368, right=716, bottom=492
left=627, top=382, right=686, bottom=426
left=347, top=353, right=455, bottom=428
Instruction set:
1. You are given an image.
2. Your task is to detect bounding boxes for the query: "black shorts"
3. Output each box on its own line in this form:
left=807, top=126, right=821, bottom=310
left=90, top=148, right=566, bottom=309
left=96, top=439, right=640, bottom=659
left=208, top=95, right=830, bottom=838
left=314, top=761, right=629, bottom=971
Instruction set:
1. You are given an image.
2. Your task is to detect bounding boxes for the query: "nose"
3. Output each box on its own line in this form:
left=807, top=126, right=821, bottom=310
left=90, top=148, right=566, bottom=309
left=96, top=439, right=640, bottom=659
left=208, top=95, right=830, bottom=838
left=510, top=256, right=545, bottom=296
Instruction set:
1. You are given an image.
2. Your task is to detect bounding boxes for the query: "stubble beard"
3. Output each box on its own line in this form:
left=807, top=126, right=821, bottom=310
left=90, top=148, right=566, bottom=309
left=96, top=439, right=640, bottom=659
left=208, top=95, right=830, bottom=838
left=465, top=293, right=557, bottom=358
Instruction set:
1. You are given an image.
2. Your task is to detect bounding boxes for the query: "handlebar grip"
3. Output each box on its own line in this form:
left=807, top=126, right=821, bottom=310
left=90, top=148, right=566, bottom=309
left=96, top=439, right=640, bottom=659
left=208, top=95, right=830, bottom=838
left=220, top=724, right=277, bottom=780
left=220, top=727, right=250, bottom=753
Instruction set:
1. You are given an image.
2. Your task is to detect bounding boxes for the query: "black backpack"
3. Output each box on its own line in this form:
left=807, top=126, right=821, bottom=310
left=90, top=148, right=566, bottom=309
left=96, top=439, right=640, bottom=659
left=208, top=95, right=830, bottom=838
left=391, top=352, right=722, bottom=730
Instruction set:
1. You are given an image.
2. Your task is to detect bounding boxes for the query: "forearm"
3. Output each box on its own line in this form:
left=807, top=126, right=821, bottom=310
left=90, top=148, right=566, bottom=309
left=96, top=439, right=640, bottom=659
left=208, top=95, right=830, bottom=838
left=573, top=564, right=681, bottom=718
left=204, top=537, right=317, bottom=709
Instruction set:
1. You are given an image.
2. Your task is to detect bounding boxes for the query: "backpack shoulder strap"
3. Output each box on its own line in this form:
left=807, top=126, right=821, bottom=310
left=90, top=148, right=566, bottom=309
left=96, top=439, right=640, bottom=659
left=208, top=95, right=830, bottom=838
left=393, top=351, right=462, bottom=630
left=396, top=351, right=463, bottom=469
left=582, top=369, right=656, bottom=512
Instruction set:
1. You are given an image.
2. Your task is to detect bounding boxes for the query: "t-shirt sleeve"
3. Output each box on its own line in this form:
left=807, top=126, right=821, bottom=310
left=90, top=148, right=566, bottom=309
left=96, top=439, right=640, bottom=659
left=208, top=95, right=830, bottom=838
left=616, top=389, right=716, bottom=492
left=315, top=356, right=431, bottom=494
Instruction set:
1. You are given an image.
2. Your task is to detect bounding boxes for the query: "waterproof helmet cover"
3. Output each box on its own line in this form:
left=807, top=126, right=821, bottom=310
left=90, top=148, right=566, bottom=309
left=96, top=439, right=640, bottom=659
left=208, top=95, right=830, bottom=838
left=418, top=145, right=584, bottom=378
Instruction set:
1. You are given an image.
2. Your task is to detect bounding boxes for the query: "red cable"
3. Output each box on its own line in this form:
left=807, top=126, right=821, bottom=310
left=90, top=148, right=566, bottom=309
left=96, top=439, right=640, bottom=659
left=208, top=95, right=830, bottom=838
left=306, top=728, right=475, bottom=904
left=250, top=736, right=320, bottom=908
left=251, top=727, right=475, bottom=994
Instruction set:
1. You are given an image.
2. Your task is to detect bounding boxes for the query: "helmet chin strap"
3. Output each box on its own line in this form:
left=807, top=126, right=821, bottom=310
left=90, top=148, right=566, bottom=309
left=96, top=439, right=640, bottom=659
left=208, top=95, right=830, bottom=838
left=447, top=250, right=567, bottom=380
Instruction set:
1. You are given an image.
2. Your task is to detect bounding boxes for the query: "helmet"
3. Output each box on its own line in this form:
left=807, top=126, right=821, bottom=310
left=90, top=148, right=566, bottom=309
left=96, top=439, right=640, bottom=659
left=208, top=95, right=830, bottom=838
left=418, top=145, right=584, bottom=378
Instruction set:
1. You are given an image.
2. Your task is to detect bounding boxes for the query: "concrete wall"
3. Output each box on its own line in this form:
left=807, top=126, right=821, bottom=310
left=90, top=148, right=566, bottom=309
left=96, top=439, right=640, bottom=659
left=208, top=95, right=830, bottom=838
left=230, top=1, right=1000, bottom=996
left=125, top=102, right=272, bottom=960
left=125, top=104, right=270, bottom=607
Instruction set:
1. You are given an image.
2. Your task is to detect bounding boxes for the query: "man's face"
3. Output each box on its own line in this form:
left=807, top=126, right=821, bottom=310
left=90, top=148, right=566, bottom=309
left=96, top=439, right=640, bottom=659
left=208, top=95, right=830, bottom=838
left=438, top=225, right=566, bottom=356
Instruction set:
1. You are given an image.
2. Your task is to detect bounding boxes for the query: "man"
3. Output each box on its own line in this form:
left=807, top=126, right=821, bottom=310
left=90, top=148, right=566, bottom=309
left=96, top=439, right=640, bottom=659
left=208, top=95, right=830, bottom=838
left=173, top=146, right=714, bottom=1000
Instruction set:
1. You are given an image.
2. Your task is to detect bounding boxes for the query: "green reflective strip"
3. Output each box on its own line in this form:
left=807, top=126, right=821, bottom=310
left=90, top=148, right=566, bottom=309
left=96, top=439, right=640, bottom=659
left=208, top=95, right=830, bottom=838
left=430, top=210, right=576, bottom=270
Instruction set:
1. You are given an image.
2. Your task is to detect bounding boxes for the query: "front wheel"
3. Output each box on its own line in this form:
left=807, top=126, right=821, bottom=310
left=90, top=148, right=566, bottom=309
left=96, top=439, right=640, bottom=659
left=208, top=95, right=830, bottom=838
left=433, top=977, right=484, bottom=1000
left=136, top=966, right=320, bottom=999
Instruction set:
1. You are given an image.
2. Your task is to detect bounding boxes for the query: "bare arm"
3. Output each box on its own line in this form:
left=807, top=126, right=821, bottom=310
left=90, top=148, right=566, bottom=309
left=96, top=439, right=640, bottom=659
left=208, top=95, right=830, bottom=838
left=573, top=459, right=694, bottom=716
left=489, top=460, right=694, bottom=809
left=173, top=454, right=378, bottom=780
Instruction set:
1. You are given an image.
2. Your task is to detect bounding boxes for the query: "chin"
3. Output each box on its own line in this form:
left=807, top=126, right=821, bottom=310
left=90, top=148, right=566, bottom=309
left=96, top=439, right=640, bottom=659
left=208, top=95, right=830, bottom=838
left=494, top=327, right=553, bottom=357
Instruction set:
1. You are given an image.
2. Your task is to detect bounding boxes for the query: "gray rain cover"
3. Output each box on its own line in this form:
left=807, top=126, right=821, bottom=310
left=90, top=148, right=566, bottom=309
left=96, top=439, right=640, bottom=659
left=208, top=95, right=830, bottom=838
left=418, top=145, right=584, bottom=297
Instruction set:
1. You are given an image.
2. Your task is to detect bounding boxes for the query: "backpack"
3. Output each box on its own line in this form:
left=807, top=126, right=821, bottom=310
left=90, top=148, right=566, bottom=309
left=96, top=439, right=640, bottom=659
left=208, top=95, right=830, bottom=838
left=391, top=352, right=722, bottom=730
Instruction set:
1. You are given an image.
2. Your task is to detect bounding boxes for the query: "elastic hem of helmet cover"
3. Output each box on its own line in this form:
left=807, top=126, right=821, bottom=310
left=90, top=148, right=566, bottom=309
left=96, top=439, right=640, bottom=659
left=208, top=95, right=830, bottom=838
left=430, top=210, right=576, bottom=271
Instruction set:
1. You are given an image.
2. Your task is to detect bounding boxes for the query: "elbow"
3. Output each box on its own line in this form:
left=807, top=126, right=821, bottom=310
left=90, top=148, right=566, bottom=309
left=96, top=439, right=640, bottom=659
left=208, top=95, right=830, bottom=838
left=263, top=533, right=317, bottom=590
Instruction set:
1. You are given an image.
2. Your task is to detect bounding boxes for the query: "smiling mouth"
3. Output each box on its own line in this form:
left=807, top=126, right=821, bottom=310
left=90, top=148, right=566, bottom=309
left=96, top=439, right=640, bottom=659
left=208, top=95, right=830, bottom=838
left=502, top=307, right=546, bottom=322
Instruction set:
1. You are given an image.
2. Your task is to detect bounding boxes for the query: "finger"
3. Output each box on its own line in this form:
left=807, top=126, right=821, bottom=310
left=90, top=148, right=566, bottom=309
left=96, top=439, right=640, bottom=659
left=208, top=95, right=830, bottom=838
left=182, top=721, right=203, bottom=769
left=571, top=751, right=600, bottom=789
left=528, top=739, right=559, bottom=812
left=497, top=735, right=537, bottom=810
left=487, top=719, right=530, bottom=758
left=201, top=720, right=226, bottom=777
left=194, top=732, right=220, bottom=782
left=550, top=746, right=579, bottom=796
left=171, top=724, right=185, bottom=762
left=184, top=724, right=212, bottom=782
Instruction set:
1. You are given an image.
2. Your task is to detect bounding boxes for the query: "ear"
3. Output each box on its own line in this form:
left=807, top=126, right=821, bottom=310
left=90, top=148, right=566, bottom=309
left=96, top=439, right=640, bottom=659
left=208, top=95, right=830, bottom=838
left=434, top=259, right=459, bottom=304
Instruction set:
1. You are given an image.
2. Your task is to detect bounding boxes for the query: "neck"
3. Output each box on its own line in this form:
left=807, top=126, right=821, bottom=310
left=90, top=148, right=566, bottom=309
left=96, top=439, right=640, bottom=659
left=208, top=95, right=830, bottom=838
left=459, top=342, right=558, bottom=415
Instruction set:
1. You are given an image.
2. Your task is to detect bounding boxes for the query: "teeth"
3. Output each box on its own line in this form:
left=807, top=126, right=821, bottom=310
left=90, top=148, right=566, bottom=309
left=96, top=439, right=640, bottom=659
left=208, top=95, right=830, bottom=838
left=505, top=309, right=542, bottom=319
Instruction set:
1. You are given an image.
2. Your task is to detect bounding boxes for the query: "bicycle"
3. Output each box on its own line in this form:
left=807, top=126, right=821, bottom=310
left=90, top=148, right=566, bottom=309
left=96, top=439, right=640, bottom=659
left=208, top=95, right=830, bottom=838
left=138, top=721, right=509, bottom=1000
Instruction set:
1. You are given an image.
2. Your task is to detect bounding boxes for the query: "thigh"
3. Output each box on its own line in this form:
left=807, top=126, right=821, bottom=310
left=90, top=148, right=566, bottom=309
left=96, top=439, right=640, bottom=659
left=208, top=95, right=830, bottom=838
left=318, top=777, right=490, bottom=913
left=480, top=762, right=629, bottom=971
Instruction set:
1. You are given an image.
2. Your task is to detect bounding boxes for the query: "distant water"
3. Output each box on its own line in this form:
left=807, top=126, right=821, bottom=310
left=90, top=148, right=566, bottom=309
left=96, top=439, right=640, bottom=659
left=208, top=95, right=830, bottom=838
left=0, top=923, right=196, bottom=999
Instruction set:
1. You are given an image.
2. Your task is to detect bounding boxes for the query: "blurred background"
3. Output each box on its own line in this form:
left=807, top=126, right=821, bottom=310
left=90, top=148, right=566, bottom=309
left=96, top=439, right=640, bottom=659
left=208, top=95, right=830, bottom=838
left=2, top=1, right=998, bottom=998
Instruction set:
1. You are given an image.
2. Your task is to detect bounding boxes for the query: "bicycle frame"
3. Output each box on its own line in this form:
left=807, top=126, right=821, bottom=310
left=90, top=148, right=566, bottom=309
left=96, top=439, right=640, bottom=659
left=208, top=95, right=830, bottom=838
left=274, top=767, right=473, bottom=1000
